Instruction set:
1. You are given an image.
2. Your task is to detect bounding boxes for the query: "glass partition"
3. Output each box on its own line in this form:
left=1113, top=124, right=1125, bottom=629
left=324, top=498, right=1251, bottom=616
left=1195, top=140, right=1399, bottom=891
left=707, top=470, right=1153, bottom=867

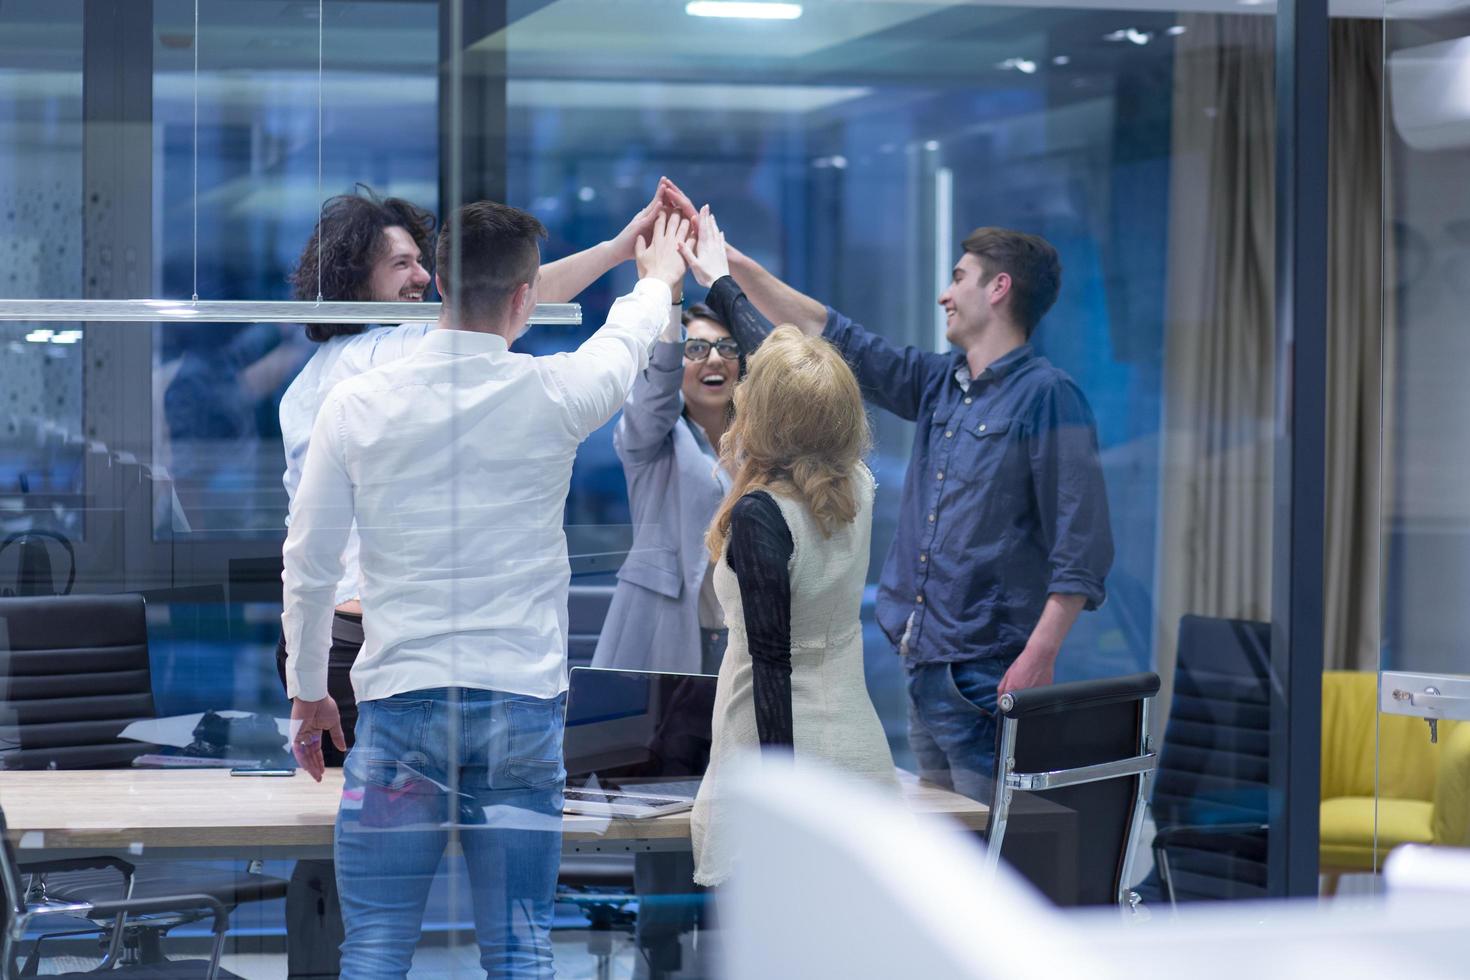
left=1371, top=0, right=1470, bottom=899
left=4, top=0, right=1398, bottom=975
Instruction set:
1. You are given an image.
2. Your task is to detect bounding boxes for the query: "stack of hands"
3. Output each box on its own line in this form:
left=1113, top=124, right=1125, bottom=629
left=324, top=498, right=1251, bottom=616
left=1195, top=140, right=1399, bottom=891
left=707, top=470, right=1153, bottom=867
left=624, top=177, right=739, bottom=295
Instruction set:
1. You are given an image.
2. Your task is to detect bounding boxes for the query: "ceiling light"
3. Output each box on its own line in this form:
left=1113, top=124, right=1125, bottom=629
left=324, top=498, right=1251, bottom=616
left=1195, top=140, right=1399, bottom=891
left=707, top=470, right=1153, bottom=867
left=1103, top=28, right=1153, bottom=45
left=686, top=2, right=803, bottom=19
left=924, top=140, right=940, bottom=151
left=1167, top=25, right=1187, bottom=35
left=24, top=330, right=53, bottom=343
left=1053, top=55, right=1071, bottom=66
left=578, top=186, right=596, bottom=202
left=50, top=334, right=80, bottom=344
left=998, top=58, right=1038, bottom=74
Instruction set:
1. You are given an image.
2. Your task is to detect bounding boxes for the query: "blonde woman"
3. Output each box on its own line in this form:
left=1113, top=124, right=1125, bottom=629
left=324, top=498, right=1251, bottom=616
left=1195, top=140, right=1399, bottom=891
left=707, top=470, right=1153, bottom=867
left=689, top=325, right=899, bottom=887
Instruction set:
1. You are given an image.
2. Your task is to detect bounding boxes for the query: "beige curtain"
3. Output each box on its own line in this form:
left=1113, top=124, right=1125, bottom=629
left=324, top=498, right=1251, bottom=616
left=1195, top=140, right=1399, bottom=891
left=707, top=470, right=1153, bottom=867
left=1156, top=14, right=1391, bottom=718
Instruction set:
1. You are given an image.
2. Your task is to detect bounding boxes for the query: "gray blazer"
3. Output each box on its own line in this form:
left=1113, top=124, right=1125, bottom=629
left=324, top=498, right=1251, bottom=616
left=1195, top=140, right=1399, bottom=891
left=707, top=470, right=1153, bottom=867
left=592, top=340, right=730, bottom=674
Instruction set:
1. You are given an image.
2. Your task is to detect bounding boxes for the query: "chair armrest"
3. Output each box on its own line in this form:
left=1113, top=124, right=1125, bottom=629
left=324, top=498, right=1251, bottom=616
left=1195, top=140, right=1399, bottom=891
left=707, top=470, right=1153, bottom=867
left=1153, top=823, right=1268, bottom=850
left=22, top=893, right=230, bottom=936
left=18, top=855, right=134, bottom=878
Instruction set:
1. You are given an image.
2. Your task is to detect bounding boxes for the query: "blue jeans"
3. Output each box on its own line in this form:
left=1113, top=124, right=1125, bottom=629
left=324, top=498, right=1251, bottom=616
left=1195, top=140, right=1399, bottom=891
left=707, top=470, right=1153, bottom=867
left=334, top=687, right=566, bottom=980
left=905, top=659, right=1008, bottom=804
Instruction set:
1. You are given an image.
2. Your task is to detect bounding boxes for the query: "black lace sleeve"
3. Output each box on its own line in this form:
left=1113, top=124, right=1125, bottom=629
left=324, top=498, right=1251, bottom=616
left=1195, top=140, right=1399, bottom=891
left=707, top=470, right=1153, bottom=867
left=726, top=491, right=794, bottom=751
left=706, top=275, right=775, bottom=357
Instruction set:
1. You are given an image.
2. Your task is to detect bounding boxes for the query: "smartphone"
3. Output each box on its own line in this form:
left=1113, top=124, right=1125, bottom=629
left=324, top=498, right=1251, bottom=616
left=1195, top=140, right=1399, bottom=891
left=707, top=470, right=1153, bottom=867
left=230, top=767, right=296, bottom=777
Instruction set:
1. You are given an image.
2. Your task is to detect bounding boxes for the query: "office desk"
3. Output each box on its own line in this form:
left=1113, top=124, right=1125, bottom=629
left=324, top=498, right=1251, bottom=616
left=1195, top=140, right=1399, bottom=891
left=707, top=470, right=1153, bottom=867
left=0, top=767, right=987, bottom=861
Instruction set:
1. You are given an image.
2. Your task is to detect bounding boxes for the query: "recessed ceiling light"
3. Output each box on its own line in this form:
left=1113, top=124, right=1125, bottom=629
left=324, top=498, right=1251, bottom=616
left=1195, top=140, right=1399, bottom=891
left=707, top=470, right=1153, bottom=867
left=686, top=2, right=803, bottom=19
left=1052, top=55, right=1071, bottom=66
left=1167, top=25, right=1188, bottom=35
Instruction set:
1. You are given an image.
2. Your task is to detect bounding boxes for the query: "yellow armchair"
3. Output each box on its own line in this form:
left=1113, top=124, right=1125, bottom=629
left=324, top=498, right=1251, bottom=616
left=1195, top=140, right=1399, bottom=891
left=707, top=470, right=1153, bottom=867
left=1319, top=670, right=1470, bottom=892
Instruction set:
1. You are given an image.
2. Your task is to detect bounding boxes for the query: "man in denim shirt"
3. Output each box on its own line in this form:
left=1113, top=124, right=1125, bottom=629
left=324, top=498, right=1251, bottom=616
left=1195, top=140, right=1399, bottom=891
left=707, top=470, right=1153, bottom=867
left=687, top=214, right=1113, bottom=801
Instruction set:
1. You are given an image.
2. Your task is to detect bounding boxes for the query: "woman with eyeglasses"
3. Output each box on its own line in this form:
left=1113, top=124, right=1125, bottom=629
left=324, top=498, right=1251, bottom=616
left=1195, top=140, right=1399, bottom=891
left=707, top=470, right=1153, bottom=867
left=592, top=280, right=746, bottom=676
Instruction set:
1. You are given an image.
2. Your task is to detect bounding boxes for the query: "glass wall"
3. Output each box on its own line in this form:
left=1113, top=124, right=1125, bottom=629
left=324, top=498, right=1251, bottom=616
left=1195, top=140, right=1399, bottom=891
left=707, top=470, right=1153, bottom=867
left=9, top=0, right=1412, bottom=975
left=1370, top=0, right=1470, bottom=896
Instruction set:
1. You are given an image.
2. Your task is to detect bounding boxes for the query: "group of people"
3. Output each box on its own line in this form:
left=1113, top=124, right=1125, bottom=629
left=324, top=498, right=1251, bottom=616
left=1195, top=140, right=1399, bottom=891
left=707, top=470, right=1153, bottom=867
left=276, top=177, right=1113, bottom=978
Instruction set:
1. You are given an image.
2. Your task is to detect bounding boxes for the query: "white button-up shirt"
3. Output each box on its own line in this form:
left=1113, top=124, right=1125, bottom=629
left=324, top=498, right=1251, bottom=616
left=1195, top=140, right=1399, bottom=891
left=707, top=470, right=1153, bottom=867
left=282, top=278, right=672, bottom=704
left=279, top=323, right=433, bottom=607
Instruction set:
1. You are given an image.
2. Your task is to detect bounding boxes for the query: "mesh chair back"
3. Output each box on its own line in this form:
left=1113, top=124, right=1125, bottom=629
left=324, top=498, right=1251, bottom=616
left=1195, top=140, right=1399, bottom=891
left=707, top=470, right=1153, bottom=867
left=0, top=594, right=156, bottom=770
left=1150, top=615, right=1271, bottom=900
left=989, top=672, right=1159, bottom=907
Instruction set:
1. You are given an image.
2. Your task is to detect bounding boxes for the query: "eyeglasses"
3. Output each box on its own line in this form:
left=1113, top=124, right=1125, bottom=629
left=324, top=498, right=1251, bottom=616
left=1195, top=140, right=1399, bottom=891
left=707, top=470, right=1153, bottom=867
left=683, top=338, right=740, bottom=361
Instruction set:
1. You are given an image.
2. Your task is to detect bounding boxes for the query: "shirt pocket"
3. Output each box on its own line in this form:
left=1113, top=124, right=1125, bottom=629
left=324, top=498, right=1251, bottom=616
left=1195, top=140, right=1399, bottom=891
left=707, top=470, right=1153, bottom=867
left=616, top=544, right=684, bottom=599
left=939, top=417, right=1027, bottom=497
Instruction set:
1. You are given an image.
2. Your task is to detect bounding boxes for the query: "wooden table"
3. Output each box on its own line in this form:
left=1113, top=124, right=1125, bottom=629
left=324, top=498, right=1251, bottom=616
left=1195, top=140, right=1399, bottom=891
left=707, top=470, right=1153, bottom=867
left=0, top=767, right=986, bottom=860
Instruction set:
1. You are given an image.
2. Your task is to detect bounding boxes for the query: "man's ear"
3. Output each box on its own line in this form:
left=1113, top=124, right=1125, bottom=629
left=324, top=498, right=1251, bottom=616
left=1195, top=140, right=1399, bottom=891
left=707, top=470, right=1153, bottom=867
left=988, top=271, right=1012, bottom=307
left=434, top=273, right=447, bottom=303
left=512, top=281, right=533, bottom=317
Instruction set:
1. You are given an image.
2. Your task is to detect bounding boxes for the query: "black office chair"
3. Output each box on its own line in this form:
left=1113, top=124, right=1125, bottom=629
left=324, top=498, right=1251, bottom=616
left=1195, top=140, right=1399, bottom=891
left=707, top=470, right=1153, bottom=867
left=983, top=671, right=1161, bottom=908
left=1, top=804, right=244, bottom=979
left=1145, top=615, right=1271, bottom=905
left=0, top=594, right=287, bottom=962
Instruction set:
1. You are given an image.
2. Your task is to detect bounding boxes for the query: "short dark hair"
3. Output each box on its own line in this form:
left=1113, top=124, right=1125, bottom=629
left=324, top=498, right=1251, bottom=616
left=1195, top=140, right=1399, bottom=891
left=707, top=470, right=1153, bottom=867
left=960, top=227, right=1061, bottom=337
left=682, top=302, right=724, bottom=330
left=291, top=188, right=436, bottom=342
left=435, top=201, right=547, bottom=326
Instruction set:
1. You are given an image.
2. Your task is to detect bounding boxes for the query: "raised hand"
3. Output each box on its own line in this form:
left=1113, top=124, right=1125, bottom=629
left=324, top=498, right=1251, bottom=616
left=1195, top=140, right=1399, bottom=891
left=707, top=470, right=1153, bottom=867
left=677, top=206, right=730, bottom=287
left=657, top=177, right=700, bottom=227
left=609, top=186, right=665, bottom=264
left=635, top=211, right=690, bottom=289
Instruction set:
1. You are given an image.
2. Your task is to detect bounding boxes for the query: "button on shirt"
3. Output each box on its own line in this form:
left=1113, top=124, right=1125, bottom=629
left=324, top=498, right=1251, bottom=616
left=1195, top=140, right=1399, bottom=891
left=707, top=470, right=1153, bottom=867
left=823, top=307, right=1113, bottom=665
left=282, top=278, right=673, bottom=703
left=279, top=322, right=433, bottom=607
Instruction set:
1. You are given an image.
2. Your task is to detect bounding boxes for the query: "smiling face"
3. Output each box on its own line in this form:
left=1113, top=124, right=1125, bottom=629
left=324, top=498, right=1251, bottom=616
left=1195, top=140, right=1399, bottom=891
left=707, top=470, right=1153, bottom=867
left=365, top=225, right=431, bottom=303
left=937, top=252, right=1007, bottom=347
left=682, top=316, right=738, bottom=418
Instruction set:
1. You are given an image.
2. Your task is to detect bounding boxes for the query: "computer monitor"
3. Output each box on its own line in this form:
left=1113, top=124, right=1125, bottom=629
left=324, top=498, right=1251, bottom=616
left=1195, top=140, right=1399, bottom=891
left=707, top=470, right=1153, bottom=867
left=563, top=667, right=717, bottom=790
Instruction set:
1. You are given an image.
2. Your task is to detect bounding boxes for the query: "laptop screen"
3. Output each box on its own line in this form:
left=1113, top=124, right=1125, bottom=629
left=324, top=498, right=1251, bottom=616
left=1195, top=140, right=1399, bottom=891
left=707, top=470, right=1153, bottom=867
left=563, top=667, right=717, bottom=790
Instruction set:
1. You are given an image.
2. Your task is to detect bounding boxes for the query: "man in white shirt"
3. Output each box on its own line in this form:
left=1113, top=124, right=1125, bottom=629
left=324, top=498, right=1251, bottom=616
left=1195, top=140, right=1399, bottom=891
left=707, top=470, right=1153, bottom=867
left=281, top=202, right=689, bottom=978
left=273, top=186, right=691, bottom=980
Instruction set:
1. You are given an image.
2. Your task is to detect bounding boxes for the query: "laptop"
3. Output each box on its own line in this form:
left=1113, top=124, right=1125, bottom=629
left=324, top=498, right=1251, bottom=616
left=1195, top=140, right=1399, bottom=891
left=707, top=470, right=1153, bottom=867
left=562, top=667, right=717, bottom=819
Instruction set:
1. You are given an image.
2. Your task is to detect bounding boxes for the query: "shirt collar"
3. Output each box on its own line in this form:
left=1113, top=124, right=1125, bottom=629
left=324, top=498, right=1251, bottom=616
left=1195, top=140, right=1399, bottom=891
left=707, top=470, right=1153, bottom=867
left=955, top=343, right=1034, bottom=389
left=417, top=328, right=509, bottom=356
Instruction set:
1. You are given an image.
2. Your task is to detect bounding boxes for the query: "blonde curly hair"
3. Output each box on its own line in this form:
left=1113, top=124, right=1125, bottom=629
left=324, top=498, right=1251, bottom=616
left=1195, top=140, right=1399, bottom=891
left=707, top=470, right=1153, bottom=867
left=706, top=325, right=871, bottom=556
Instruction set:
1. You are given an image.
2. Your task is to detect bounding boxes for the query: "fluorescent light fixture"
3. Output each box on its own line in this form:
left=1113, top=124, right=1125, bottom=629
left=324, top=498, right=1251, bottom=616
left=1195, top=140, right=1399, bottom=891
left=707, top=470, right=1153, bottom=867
left=686, top=2, right=803, bottom=20
left=50, top=334, right=80, bottom=344
left=24, top=330, right=53, bottom=343
left=1167, top=25, right=1187, bottom=36
left=998, top=58, right=1038, bottom=75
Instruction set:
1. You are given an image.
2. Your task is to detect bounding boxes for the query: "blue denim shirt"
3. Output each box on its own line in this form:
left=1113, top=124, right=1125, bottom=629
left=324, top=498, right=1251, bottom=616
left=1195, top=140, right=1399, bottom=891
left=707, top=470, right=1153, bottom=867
left=824, top=307, right=1113, bottom=666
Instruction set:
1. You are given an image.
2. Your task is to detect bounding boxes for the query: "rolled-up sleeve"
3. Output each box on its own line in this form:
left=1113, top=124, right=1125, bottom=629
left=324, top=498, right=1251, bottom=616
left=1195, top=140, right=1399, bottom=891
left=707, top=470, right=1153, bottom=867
left=1027, top=378, right=1113, bottom=609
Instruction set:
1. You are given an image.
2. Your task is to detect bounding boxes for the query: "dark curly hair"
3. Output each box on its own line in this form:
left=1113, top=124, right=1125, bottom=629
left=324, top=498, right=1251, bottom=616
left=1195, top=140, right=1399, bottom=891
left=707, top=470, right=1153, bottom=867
left=290, top=188, right=436, bottom=342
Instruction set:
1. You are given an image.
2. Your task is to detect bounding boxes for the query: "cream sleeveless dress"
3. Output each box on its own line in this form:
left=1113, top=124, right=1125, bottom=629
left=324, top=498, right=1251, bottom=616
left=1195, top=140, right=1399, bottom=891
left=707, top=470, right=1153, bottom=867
left=691, top=464, right=899, bottom=887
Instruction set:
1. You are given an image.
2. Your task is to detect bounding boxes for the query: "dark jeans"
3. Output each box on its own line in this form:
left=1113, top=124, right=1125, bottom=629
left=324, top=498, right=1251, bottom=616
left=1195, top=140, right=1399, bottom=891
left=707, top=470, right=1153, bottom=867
left=275, top=612, right=363, bottom=980
left=904, top=658, right=1009, bottom=804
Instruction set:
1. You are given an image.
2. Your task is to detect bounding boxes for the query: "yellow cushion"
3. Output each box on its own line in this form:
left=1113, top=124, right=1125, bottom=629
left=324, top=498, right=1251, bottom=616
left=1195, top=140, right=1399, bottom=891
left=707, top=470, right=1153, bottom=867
left=1319, top=796, right=1433, bottom=870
